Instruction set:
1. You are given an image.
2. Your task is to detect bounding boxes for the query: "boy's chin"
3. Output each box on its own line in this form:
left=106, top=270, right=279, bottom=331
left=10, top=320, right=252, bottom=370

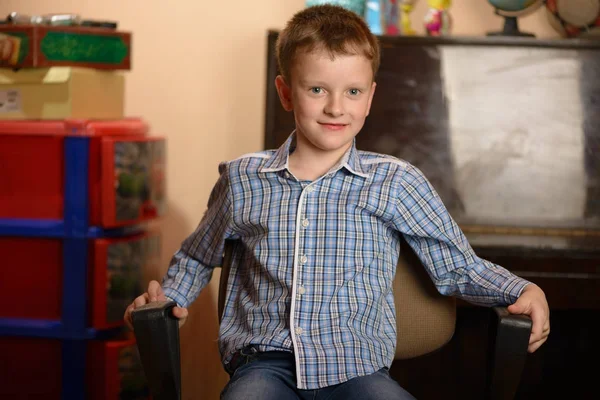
left=310, top=138, right=354, bottom=153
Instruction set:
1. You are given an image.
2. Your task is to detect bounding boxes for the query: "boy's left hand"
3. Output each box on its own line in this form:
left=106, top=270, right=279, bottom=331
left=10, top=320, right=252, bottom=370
left=507, top=283, right=550, bottom=353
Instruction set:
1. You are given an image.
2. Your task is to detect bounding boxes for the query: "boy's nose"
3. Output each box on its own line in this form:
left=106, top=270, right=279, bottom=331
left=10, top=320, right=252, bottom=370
left=324, top=96, right=344, bottom=117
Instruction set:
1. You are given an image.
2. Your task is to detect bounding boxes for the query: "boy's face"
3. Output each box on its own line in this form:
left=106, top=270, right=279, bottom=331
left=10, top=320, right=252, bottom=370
left=275, top=47, right=376, bottom=157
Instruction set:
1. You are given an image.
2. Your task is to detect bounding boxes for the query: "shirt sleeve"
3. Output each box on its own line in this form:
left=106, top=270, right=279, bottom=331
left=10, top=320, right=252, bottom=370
left=162, top=162, right=235, bottom=308
left=393, top=164, right=531, bottom=306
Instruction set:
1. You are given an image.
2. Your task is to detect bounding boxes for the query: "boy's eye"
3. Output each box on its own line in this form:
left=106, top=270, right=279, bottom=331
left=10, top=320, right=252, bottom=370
left=349, top=88, right=360, bottom=96
left=310, top=87, right=322, bottom=94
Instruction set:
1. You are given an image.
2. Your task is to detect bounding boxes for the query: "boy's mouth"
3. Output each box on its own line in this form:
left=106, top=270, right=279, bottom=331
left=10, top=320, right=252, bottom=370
left=319, top=122, right=347, bottom=131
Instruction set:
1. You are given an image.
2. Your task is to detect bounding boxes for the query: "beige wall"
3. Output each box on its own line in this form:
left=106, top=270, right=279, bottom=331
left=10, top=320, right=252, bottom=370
left=0, top=0, right=558, bottom=398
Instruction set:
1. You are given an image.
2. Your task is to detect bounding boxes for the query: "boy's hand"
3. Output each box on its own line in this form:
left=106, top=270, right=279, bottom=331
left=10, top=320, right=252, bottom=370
left=507, top=283, right=550, bottom=353
left=124, top=280, right=189, bottom=330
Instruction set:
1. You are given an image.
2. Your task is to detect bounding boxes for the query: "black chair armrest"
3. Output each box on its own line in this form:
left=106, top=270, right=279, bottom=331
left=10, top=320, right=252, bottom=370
left=131, top=300, right=181, bottom=400
left=486, top=306, right=532, bottom=400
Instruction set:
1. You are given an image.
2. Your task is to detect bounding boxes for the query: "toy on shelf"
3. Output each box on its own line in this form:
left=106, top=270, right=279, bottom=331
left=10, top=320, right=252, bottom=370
left=545, top=0, right=600, bottom=38
left=366, top=1, right=405, bottom=36
left=365, top=0, right=384, bottom=34
left=424, top=0, right=452, bottom=36
left=400, top=0, right=419, bottom=35
left=385, top=1, right=401, bottom=35
left=486, top=0, right=543, bottom=37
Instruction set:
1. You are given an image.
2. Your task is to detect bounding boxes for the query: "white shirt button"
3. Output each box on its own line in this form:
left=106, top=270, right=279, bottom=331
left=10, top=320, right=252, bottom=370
left=306, top=186, right=314, bottom=193
left=298, top=286, right=306, bottom=295
left=296, top=327, right=303, bottom=335
left=300, top=255, right=308, bottom=264
left=302, top=219, right=309, bottom=228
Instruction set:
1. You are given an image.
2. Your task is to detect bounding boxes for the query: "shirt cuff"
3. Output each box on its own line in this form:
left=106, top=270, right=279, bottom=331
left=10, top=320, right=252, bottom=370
left=163, top=287, right=188, bottom=308
left=501, top=276, right=531, bottom=305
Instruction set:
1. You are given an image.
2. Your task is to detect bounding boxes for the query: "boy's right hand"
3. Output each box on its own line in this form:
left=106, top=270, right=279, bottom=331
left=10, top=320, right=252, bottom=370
left=124, top=280, right=189, bottom=330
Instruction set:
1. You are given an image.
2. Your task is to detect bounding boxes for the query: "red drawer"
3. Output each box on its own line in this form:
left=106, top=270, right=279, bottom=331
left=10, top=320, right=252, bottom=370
left=0, top=335, right=149, bottom=400
left=0, top=231, right=160, bottom=328
left=89, top=231, right=162, bottom=329
left=0, top=338, right=62, bottom=400
left=0, top=118, right=166, bottom=227
left=87, top=335, right=150, bottom=400
left=0, top=237, right=63, bottom=320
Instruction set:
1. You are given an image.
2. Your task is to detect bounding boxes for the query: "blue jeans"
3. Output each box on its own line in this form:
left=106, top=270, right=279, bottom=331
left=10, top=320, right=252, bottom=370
left=220, top=350, right=416, bottom=400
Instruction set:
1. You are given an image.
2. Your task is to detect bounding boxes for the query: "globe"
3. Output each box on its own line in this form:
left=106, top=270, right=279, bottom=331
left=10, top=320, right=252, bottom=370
left=545, top=0, right=600, bottom=38
left=305, top=0, right=366, bottom=16
left=488, top=0, right=541, bottom=15
left=486, top=0, right=544, bottom=37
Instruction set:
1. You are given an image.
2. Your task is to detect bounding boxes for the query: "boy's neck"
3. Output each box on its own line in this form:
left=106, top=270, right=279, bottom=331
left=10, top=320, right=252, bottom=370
left=288, top=141, right=350, bottom=182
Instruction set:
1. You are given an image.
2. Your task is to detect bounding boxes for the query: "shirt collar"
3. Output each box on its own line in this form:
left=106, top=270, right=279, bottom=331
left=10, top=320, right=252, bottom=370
left=260, top=131, right=370, bottom=178
left=260, top=131, right=295, bottom=173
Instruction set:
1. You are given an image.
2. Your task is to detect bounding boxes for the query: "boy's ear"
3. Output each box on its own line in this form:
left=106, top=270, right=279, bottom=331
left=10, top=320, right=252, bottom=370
left=275, top=75, right=293, bottom=112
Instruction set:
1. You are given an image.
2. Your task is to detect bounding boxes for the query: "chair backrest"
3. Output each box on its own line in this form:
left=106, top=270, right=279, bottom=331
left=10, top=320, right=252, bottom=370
left=393, top=237, right=456, bottom=359
left=217, top=238, right=456, bottom=360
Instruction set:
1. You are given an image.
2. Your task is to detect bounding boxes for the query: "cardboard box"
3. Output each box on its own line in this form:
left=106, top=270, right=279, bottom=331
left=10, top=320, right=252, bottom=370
left=0, top=24, right=131, bottom=70
left=0, top=66, right=124, bottom=119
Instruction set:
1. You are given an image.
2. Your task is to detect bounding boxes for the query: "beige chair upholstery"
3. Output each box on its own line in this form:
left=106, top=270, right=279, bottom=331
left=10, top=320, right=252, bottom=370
left=393, top=238, right=455, bottom=359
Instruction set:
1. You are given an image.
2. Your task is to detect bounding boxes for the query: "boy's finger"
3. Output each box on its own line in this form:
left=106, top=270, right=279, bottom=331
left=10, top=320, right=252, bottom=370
left=133, top=293, right=149, bottom=307
left=124, top=304, right=135, bottom=330
left=528, top=336, right=547, bottom=353
left=148, top=280, right=165, bottom=301
left=173, top=307, right=189, bottom=328
left=172, top=306, right=188, bottom=320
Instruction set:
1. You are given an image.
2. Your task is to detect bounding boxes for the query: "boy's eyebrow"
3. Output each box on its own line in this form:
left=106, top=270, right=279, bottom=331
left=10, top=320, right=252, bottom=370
left=298, top=79, right=327, bottom=87
left=298, top=79, right=370, bottom=89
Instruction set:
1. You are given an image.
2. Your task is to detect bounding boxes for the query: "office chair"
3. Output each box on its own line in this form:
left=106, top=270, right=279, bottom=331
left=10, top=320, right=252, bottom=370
left=131, top=238, right=532, bottom=400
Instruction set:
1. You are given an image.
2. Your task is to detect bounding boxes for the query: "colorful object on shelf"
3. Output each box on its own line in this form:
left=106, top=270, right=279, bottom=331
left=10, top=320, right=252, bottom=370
left=305, top=0, right=366, bottom=16
left=486, top=0, right=543, bottom=37
left=424, top=0, right=452, bottom=36
left=0, top=33, right=22, bottom=66
left=104, top=136, right=166, bottom=227
left=0, top=67, right=125, bottom=120
left=365, top=0, right=383, bottom=34
left=400, top=0, right=419, bottom=35
left=385, top=0, right=401, bottom=35
left=545, top=0, right=600, bottom=38
left=0, top=24, right=130, bottom=70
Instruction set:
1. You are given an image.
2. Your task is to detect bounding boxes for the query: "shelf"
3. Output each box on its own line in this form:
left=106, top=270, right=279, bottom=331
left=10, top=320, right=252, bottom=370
left=0, top=218, right=145, bottom=238
left=0, top=317, right=124, bottom=340
left=87, top=225, right=145, bottom=238
left=0, top=219, right=65, bottom=237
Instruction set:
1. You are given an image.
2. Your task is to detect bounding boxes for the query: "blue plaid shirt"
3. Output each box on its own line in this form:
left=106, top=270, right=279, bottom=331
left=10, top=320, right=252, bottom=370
left=162, top=132, right=530, bottom=390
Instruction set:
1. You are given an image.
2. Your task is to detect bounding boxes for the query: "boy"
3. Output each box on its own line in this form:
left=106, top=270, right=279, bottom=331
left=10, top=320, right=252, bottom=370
left=125, top=5, right=550, bottom=399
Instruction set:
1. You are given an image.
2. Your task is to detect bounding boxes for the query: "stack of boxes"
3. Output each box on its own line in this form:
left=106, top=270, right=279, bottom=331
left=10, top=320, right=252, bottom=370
left=0, top=20, right=165, bottom=399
